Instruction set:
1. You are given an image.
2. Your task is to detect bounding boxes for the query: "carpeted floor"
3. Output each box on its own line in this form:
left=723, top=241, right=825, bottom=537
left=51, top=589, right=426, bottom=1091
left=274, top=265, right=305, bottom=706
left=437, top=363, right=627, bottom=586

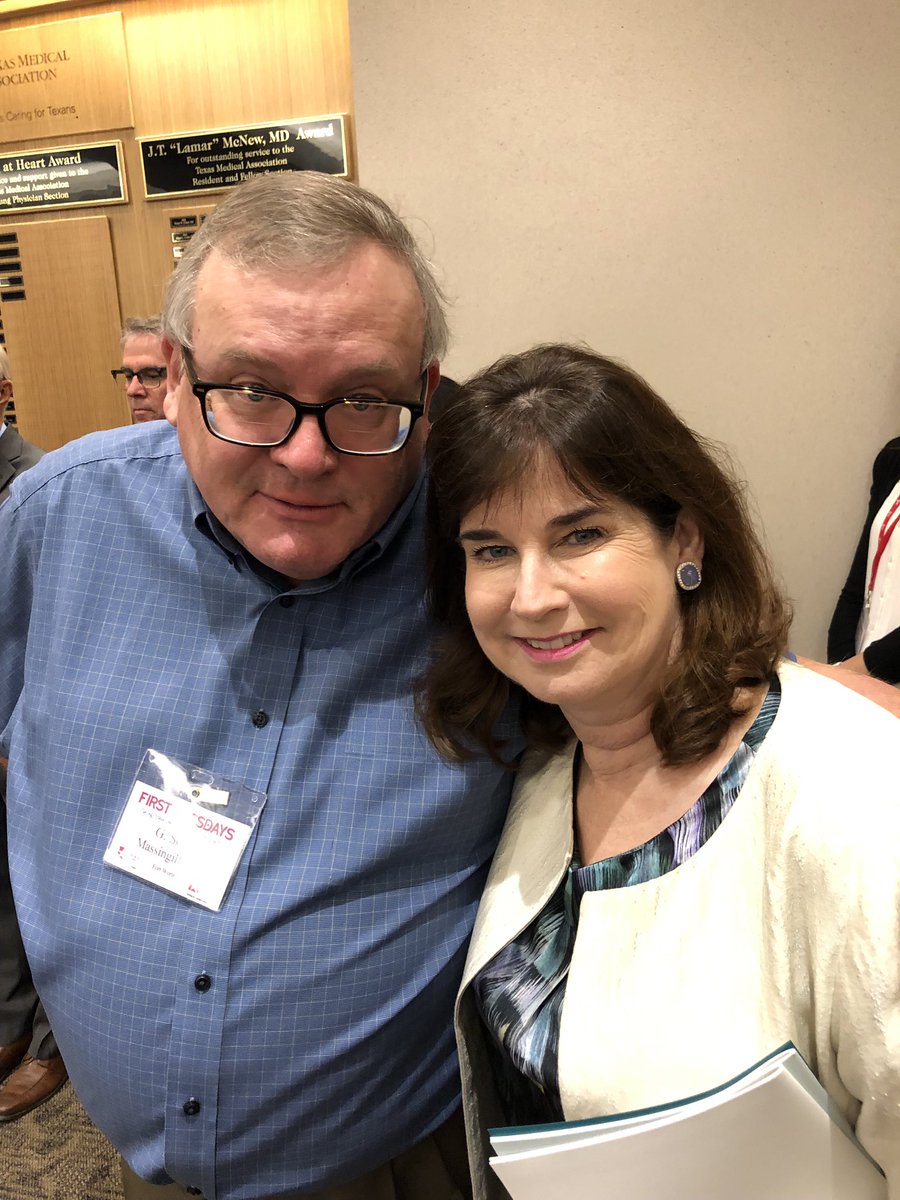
left=0, top=1080, right=122, bottom=1200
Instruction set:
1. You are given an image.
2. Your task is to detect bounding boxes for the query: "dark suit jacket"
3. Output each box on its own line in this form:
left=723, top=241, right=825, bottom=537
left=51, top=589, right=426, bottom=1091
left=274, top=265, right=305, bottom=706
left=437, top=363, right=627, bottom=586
left=827, top=436, right=900, bottom=681
left=0, top=426, right=44, bottom=503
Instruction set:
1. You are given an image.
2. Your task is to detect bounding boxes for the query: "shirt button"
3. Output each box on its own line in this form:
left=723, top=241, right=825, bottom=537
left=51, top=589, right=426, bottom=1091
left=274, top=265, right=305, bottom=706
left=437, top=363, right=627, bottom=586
left=251, top=710, right=269, bottom=728
left=183, top=1098, right=201, bottom=1116
left=278, top=595, right=295, bottom=608
left=193, top=973, right=212, bottom=993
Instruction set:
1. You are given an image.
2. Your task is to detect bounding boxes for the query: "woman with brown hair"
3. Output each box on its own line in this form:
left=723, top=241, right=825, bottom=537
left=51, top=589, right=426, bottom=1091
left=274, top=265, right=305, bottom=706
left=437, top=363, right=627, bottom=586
left=420, top=344, right=900, bottom=1198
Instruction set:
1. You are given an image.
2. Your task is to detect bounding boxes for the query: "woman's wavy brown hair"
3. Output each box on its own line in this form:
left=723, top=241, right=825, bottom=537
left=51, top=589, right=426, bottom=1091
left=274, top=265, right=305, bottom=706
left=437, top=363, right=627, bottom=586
left=418, top=344, right=791, bottom=767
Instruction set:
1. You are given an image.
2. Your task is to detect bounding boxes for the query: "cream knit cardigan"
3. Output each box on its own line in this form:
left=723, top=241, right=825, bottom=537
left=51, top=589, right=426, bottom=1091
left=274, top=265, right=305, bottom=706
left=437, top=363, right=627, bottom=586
left=455, top=661, right=900, bottom=1200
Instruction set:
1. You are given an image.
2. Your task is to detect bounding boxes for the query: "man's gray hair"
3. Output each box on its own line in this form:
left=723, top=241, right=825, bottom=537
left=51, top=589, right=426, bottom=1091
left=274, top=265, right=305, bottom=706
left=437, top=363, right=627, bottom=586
left=0, top=346, right=9, bottom=382
left=161, top=172, right=449, bottom=366
left=121, top=315, right=163, bottom=345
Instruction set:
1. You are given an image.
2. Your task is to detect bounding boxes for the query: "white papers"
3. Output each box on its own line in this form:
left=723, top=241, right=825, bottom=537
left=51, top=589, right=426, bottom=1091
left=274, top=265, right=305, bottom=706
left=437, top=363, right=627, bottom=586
left=489, top=1045, right=885, bottom=1199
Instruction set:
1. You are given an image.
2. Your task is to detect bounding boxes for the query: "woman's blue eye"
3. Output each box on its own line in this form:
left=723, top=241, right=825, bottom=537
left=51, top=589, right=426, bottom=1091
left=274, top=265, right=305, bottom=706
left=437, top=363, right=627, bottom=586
left=472, top=544, right=511, bottom=561
left=568, top=526, right=603, bottom=545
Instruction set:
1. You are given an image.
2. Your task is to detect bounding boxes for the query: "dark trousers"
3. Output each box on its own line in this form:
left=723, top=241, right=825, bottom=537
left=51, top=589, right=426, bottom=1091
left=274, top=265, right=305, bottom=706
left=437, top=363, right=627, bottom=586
left=0, top=765, right=58, bottom=1059
left=121, top=1106, right=472, bottom=1200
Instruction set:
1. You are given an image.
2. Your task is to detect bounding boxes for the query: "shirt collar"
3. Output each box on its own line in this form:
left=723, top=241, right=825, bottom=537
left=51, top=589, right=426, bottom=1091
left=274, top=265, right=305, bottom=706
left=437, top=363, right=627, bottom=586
left=188, top=466, right=426, bottom=594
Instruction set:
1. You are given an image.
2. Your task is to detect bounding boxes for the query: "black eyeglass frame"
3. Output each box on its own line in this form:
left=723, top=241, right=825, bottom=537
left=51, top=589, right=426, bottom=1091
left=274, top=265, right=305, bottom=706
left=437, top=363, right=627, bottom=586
left=111, top=367, right=168, bottom=387
left=180, top=349, right=429, bottom=457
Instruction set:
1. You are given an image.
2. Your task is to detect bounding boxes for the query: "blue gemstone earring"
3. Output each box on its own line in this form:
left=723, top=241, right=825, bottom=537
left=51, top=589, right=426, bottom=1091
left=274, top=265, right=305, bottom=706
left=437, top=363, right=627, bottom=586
left=675, top=561, right=702, bottom=591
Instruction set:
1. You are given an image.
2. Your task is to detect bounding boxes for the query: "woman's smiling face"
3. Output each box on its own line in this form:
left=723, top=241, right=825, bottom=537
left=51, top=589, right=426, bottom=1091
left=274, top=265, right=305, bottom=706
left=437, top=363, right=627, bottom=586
left=459, top=457, right=702, bottom=726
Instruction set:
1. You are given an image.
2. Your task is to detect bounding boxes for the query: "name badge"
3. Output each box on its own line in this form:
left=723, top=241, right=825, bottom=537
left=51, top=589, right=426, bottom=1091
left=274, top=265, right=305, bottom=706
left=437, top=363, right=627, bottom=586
left=103, top=749, right=267, bottom=911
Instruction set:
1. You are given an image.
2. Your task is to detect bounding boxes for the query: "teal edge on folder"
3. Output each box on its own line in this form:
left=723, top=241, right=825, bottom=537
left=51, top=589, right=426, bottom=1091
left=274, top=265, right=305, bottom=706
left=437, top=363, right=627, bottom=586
left=489, top=1041, right=797, bottom=1139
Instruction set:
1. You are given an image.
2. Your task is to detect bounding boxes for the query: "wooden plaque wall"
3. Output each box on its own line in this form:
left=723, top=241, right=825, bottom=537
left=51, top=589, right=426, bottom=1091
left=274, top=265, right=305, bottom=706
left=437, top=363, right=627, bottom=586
left=0, top=215, right=128, bottom=448
left=0, top=0, right=353, bottom=446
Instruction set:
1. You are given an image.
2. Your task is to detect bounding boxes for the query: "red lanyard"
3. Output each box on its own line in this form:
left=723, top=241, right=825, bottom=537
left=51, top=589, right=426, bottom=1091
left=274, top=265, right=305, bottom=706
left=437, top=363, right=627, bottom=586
left=867, top=492, right=900, bottom=601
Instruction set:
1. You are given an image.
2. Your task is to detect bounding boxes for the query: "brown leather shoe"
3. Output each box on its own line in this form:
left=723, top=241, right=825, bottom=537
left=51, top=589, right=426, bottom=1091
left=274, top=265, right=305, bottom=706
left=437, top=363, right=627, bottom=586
left=0, top=1054, right=68, bottom=1121
left=0, top=1034, right=30, bottom=1084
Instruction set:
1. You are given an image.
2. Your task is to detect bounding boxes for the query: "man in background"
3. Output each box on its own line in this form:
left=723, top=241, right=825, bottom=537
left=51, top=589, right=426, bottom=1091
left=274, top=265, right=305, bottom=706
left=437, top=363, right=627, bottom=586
left=112, top=315, right=168, bottom=423
left=0, top=345, right=66, bottom=1121
left=0, top=347, right=43, bottom=500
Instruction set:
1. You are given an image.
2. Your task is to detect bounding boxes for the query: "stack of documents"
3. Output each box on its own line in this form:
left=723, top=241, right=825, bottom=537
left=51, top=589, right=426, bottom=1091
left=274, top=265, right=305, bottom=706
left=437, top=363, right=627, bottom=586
left=489, top=1044, right=886, bottom=1199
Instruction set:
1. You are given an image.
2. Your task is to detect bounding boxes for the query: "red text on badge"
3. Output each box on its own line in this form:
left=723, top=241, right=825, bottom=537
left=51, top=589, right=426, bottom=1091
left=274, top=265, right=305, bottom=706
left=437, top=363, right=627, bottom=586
left=139, top=790, right=172, bottom=813
left=195, top=815, right=235, bottom=841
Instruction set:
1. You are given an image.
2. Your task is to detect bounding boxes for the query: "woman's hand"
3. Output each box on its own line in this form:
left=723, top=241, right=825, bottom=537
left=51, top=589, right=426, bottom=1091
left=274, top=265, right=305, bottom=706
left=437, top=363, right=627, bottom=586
left=832, top=653, right=870, bottom=675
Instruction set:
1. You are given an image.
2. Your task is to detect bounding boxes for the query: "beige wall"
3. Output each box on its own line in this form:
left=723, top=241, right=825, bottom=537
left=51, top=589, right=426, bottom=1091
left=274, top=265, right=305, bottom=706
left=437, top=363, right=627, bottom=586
left=349, top=0, right=900, bottom=656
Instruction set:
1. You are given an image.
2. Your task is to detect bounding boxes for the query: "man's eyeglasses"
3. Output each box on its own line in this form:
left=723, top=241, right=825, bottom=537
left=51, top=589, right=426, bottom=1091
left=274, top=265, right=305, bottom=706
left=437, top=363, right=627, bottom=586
left=111, top=367, right=167, bottom=388
left=181, top=349, right=428, bottom=457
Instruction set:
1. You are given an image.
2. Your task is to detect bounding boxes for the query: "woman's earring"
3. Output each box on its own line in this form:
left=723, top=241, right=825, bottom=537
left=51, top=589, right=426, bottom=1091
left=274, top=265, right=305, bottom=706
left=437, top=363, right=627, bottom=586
left=675, top=561, right=702, bottom=591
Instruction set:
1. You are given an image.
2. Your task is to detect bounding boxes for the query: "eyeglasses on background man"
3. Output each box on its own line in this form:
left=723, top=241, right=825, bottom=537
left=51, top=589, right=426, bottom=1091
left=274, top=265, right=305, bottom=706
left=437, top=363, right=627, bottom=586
left=110, top=367, right=167, bottom=389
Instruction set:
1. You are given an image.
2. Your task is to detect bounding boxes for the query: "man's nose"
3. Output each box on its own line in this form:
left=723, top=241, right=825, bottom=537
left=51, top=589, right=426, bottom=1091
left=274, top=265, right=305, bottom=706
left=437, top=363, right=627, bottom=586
left=269, top=411, right=336, bottom=474
left=126, top=375, right=147, bottom=395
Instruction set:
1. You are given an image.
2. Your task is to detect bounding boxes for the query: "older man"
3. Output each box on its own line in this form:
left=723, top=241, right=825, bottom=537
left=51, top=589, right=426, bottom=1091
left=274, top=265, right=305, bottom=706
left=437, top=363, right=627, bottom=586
left=113, top=315, right=169, bottom=423
left=0, top=173, right=511, bottom=1199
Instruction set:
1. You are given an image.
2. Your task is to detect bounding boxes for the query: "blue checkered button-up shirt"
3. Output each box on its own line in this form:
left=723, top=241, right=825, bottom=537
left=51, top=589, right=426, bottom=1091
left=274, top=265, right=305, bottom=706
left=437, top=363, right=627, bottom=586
left=0, top=422, right=511, bottom=1199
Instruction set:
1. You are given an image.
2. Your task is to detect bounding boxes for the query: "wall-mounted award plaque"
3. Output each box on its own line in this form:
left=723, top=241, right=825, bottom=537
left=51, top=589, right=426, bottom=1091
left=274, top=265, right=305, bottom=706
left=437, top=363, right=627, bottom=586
left=139, top=115, right=349, bottom=200
left=0, top=141, right=126, bottom=214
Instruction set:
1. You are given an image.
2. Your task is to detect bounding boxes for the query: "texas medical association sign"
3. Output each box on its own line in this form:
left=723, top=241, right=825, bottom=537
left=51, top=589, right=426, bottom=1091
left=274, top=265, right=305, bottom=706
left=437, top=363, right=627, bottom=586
left=0, top=13, right=133, bottom=144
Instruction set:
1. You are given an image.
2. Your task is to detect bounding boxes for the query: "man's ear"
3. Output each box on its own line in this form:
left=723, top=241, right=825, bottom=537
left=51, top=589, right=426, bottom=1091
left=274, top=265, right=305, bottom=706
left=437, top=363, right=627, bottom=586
left=421, top=360, right=441, bottom=422
left=162, top=338, right=181, bottom=427
left=674, top=510, right=704, bottom=567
